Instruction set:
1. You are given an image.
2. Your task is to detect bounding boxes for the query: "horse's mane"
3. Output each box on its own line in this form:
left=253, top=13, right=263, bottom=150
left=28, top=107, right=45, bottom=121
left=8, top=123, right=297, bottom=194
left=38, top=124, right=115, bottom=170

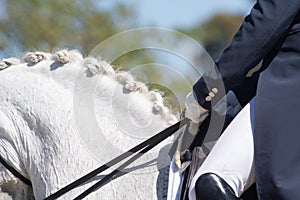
left=0, top=49, right=178, bottom=125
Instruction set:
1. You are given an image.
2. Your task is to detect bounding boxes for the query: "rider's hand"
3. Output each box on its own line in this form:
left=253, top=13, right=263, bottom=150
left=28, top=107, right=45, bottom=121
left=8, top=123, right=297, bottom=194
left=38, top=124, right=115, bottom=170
left=174, top=121, right=198, bottom=168
left=175, top=91, right=242, bottom=168
left=173, top=92, right=209, bottom=168
left=184, top=92, right=209, bottom=124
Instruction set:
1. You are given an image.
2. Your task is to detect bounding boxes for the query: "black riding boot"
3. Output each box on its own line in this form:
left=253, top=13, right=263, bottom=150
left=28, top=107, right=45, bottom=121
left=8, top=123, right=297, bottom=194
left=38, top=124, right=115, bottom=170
left=195, top=173, right=242, bottom=200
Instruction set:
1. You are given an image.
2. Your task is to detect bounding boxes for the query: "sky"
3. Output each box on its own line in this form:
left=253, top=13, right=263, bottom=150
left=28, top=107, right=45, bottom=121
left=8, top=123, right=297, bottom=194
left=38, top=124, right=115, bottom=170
left=99, top=0, right=254, bottom=28
left=135, top=0, right=254, bottom=28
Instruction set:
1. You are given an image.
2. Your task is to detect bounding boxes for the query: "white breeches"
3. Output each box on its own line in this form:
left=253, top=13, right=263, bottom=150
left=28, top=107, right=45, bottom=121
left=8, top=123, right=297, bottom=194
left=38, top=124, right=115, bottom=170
left=189, top=101, right=256, bottom=200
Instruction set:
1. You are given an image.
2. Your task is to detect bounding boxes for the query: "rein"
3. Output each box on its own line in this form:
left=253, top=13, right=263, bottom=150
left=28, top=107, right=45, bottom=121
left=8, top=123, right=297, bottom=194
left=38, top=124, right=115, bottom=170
left=0, top=155, right=32, bottom=187
left=44, top=118, right=189, bottom=200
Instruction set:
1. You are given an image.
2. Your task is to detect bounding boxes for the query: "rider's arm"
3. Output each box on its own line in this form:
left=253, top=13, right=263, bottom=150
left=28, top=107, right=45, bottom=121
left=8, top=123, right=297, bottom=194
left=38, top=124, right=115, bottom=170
left=193, top=0, right=300, bottom=110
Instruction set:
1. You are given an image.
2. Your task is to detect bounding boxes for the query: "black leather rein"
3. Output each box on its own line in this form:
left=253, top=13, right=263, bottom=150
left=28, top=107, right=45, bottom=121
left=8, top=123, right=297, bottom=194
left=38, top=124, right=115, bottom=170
left=0, top=155, right=32, bottom=187
left=44, top=118, right=189, bottom=200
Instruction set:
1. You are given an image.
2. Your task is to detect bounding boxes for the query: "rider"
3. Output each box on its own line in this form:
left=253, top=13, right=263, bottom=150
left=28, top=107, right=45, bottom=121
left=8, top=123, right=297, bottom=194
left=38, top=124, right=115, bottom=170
left=185, top=0, right=300, bottom=199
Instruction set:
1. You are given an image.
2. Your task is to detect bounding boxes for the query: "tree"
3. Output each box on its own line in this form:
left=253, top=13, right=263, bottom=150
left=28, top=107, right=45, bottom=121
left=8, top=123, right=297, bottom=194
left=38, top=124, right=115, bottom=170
left=0, top=0, right=136, bottom=55
left=181, top=13, right=244, bottom=60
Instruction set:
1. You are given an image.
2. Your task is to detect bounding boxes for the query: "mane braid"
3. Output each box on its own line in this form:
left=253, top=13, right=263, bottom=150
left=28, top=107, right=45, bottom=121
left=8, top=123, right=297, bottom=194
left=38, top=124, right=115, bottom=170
left=0, top=49, right=178, bottom=125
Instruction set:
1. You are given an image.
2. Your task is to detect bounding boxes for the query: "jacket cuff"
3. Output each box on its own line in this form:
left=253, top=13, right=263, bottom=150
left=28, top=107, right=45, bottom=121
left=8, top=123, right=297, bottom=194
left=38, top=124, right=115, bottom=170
left=192, top=71, right=225, bottom=110
left=193, top=77, right=211, bottom=110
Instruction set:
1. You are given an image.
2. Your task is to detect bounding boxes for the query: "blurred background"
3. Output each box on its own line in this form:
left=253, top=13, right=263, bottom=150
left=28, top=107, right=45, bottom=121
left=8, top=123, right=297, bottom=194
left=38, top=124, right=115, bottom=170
left=0, top=0, right=255, bottom=112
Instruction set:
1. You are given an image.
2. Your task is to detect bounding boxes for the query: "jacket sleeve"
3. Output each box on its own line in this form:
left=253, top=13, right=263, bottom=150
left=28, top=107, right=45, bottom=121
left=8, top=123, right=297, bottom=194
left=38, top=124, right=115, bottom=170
left=231, top=73, right=259, bottom=107
left=193, top=0, right=300, bottom=110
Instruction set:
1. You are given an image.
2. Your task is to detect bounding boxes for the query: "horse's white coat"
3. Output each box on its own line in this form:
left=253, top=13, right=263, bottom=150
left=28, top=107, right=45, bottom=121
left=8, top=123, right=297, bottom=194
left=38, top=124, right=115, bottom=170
left=0, top=50, right=178, bottom=199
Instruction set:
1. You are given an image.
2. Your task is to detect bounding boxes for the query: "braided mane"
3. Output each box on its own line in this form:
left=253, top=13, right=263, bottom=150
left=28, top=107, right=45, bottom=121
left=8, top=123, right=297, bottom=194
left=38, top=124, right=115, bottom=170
left=0, top=49, right=177, bottom=125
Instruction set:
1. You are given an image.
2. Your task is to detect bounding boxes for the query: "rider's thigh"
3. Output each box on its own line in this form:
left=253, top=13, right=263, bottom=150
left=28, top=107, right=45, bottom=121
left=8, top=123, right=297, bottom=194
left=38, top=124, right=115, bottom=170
left=189, top=101, right=256, bottom=200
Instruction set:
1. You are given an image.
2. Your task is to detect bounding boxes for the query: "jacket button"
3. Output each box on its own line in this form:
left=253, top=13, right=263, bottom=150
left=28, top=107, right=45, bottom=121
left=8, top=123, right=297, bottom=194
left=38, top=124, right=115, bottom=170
left=212, top=88, right=218, bottom=94
left=209, top=92, right=215, bottom=97
left=205, top=96, right=212, bottom=102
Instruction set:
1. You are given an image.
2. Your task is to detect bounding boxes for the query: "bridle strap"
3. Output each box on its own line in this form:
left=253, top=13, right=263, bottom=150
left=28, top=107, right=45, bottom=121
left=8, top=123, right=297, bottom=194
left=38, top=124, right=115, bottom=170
left=0, top=155, right=32, bottom=187
left=44, top=118, right=189, bottom=200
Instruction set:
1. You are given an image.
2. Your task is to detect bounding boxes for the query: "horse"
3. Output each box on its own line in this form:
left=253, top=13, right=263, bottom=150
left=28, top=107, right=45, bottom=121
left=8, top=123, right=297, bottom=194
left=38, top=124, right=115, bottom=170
left=0, top=49, right=179, bottom=199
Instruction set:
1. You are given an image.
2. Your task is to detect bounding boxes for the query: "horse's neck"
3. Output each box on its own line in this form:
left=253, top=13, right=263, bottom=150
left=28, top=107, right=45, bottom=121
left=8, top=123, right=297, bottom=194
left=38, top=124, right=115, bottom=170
left=0, top=50, right=177, bottom=199
left=1, top=49, right=177, bottom=152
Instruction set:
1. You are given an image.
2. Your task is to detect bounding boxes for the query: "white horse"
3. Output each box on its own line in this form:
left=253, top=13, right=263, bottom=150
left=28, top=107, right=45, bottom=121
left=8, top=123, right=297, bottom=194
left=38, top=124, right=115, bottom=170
left=0, top=49, right=179, bottom=199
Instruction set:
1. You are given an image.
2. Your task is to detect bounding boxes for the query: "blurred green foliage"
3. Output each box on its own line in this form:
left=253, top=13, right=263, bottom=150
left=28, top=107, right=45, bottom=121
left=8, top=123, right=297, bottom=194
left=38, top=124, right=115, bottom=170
left=0, top=0, right=135, bottom=53
left=0, top=1, right=249, bottom=58
left=181, top=14, right=244, bottom=60
left=0, top=0, right=248, bottom=111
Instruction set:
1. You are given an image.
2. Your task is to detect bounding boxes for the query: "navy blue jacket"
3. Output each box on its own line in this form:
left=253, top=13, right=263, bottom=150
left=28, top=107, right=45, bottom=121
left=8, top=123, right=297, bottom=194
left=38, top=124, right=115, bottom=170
left=193, top=0, right=300, bottom=199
